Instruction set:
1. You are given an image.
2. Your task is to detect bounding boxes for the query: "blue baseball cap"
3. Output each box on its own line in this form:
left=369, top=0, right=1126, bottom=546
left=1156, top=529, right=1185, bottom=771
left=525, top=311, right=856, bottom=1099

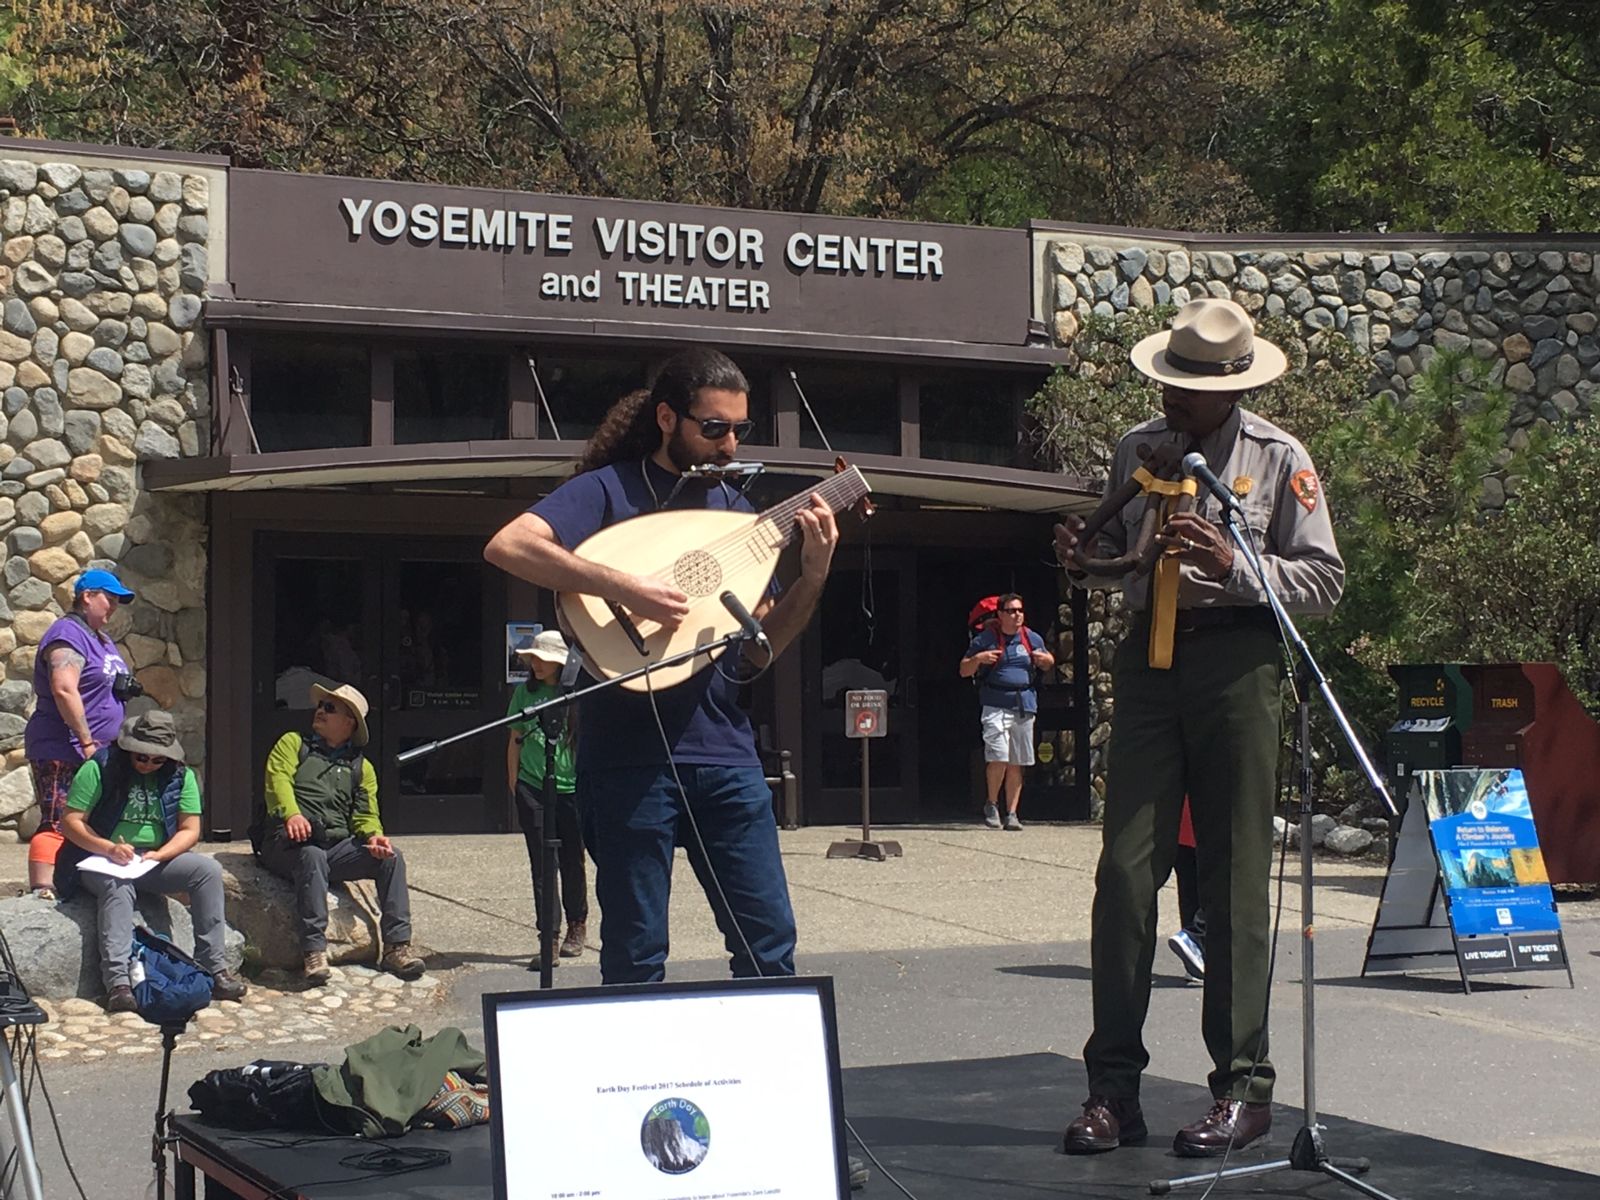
left=74, top=569, right=136, bottom=602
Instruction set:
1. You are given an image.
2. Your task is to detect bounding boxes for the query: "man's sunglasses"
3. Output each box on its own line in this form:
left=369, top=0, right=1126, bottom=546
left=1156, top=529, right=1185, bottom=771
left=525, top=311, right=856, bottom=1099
left=680, top=413, right=755, bottom=441
left=315, top=701, right=348, bottom=716
left=1000, top=606, right=1024, bottom=615
left=131, top=753, right=168, bottom=765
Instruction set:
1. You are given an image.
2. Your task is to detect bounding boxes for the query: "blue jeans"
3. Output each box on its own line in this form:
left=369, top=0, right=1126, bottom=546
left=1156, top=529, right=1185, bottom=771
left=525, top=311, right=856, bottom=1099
left=581, top=764, right=796, bottom=984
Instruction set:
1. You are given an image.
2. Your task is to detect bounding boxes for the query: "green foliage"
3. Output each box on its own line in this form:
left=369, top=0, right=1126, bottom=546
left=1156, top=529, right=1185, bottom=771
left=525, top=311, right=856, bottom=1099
left=1220, top=0, right=1600, bottom=230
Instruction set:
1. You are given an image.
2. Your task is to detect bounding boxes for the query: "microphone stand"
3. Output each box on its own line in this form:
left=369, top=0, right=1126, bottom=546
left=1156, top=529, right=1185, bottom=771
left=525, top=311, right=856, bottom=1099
left=1152, top=507, right=1400, bottom=1199
left=399, top=629, right=758, bottom=990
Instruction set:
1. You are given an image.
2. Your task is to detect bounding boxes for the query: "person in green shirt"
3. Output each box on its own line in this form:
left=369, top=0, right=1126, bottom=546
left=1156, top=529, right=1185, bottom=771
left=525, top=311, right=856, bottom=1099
left=507, top=630, right=587, bottom=968
left=59, top=710, right=248, bottom=1012
left=260, top=682, right=424, bottom=984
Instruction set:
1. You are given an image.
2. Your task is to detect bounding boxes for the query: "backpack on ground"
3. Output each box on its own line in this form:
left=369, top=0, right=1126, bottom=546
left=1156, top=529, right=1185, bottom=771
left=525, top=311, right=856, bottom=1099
left=131, top=925, right=213, bottom=1026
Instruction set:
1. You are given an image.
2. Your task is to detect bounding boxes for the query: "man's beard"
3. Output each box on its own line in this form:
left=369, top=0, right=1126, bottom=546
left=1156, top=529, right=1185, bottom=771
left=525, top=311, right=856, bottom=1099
left=665, top=425, right=732, bottom=473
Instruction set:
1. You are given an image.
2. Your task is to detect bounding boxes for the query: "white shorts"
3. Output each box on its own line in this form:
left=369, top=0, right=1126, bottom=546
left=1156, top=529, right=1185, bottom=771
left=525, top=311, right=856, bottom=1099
left=980, top=705, right=1036, bottom=765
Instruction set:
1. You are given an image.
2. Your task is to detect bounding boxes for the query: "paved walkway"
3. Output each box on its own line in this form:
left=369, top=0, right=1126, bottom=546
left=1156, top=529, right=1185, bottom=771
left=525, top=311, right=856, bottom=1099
left=0, top=823, right=1402, bottom=1059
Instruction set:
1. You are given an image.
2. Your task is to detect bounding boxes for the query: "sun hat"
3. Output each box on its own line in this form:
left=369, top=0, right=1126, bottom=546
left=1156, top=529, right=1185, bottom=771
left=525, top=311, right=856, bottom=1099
left=75, top=568, right=136, bottom=602
left=1129, top=298, right=1288, bottom=392
left=116, top=710, right=185, bottom=763
left=309, top=682, right=370, bottom=747
left=515, top=629, right=570, bottom=666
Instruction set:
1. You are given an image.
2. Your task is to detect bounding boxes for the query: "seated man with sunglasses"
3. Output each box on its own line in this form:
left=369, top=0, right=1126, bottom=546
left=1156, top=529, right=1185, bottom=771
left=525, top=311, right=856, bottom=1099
left=260, top=683, right=425, bottom=983
left=56, top=710, right=249, bottom=1012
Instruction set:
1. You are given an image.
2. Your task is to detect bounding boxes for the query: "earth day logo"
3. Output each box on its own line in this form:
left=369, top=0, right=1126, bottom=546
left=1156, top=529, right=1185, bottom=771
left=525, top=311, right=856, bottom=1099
left=640, top=1097, right=710, bottom=1175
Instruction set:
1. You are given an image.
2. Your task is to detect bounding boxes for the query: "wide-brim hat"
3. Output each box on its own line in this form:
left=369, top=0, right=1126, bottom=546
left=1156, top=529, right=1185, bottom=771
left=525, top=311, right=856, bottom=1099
left=310, top=682, right=370, bottom=747
left=117, top=710, right=185, bottom=764
left=515, top=629, right=569, bottom=666
left=1130, top=298, right=1288, bottom=391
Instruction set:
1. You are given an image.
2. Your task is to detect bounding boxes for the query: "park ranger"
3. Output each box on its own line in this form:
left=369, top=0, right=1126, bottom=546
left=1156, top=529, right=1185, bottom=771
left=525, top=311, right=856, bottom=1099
left=1053, top=298, right=1344, bottom=1158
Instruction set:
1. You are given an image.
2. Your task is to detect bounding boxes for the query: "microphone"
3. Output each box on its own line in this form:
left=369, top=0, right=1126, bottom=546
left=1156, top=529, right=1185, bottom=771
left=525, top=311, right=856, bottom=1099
left=720, top=591, right=771, bottom=654
left=1180, top=452, right=1244, bottom=515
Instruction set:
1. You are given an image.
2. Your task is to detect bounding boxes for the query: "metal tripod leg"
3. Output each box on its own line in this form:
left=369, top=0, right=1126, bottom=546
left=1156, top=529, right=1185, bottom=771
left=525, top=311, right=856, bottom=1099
left=0, top=1039, right=45, bottom=1200
left=1153, top=1126, right=1389, bottom=1197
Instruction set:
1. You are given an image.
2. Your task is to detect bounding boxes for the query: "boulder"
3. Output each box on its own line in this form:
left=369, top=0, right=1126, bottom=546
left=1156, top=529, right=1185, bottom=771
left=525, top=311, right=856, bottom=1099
left=1308, top=812, right=1338, bottom=847
left=0, top=892, right=244, bottom=999
left=1323, top=826, right=1376, bottom=856
left=0, top=765, right=34, bottom=821
left=215, top=850, right=380, bottom=969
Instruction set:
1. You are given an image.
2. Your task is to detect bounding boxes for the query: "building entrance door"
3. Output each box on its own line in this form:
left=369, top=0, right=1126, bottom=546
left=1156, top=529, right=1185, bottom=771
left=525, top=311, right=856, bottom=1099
left=253, top=533, right=505, bottom=834
left=806, top=549, right=919, bottom=823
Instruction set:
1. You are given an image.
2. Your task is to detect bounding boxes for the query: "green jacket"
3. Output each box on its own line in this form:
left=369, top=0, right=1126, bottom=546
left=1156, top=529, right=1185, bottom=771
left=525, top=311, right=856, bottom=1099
left=312, top=1024, right=485, bottom=1138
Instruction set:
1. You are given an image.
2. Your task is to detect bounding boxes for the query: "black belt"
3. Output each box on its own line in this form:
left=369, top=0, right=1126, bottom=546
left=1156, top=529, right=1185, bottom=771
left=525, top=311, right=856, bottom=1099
left=1135, top=607, right=1275, bottom=635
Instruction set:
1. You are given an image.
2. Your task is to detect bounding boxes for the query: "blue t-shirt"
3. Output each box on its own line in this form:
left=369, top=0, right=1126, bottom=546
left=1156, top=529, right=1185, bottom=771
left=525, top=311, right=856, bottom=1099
left=529, top=458, right=762, bottom=773
left=966, top=627, right=1045, bottom=714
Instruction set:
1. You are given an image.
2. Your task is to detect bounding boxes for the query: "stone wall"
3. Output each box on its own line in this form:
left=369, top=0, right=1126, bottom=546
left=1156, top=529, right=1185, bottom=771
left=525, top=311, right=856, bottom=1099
left=0, top=155, right=213, bottom=825
left=1037, top=232, right=1600, bottom=813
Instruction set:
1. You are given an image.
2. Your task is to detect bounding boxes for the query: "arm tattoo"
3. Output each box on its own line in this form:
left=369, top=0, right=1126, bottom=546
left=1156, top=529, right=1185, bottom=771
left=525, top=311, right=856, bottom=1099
left=48, top=646, right=86, bottom=675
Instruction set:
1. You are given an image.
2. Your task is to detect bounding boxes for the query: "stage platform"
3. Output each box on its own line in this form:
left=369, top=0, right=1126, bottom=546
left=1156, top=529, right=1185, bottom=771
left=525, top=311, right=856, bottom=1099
left=173, top=1052, right=1596, bottom=1198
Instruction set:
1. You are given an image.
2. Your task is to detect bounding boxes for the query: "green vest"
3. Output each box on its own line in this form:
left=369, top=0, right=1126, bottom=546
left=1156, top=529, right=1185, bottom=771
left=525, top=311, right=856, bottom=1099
left=289, top=748, right=364, bottom=842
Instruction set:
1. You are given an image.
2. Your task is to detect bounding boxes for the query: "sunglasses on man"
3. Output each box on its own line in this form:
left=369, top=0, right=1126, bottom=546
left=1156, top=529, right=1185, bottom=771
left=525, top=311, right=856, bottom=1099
left=680, top=413, right=756, bottom=441
left=1000, top=606, right=1024, bottom=615
left=131, top=753, right=168, bottom=765
left=315, top=701, right=349, bottom=717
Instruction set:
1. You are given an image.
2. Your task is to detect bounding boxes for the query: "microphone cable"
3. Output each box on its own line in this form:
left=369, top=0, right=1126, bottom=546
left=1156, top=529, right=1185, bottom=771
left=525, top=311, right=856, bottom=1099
left=640, top=660, right=924, bottom=1199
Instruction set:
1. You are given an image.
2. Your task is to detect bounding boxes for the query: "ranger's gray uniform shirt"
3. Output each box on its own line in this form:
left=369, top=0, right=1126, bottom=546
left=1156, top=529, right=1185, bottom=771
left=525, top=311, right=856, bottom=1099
left=1093, top=405, right=1345, bottom=615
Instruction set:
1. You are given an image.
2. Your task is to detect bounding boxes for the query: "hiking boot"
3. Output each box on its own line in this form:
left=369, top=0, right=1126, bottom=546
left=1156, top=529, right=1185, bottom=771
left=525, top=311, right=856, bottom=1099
left=559, top=920, right=587, bottom=958
left=381, top=941, right=426, bottom=980
left=105, top=984, right=138, bottom=1014
left=302, top=950, right=331, bottom=984
left=1004, top=811, right=1023, bottom=831
left=211, top=971, right=249, bottom=1002
left=982, top=803, right=1001, bottom=829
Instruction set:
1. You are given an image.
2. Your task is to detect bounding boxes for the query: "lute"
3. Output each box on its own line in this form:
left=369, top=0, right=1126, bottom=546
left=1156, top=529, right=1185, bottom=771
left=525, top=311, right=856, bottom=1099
left=557, top=461, right=872, bottom=690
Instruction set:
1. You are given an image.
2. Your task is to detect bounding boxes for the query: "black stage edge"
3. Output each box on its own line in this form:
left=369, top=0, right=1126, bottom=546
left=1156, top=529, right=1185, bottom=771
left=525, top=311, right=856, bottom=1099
left=845, top=1053, right=1594, bottom=1199
left=171, top=1052, right=1596, bottom=1199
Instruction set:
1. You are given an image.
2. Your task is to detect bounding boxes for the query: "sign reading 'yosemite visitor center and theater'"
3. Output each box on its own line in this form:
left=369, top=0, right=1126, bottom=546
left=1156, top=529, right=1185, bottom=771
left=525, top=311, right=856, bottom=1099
left=227, top=169, right=1032, bottom=345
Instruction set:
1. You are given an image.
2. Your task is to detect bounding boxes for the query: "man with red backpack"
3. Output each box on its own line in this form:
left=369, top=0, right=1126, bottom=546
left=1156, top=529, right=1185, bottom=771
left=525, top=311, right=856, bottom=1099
left=959, top=593, right=1054, bottom=830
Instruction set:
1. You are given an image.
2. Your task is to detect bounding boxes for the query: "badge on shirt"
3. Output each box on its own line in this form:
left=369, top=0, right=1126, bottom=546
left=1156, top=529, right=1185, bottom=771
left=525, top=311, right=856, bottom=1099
left=1291, top=469, right=1321, bottom=513
left=1232, top=476, right=1254, bottom=499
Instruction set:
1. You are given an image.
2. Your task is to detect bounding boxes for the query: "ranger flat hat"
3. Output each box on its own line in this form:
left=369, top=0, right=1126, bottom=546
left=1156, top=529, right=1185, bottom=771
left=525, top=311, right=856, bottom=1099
left=1130, top=298, right=1288, bottom=391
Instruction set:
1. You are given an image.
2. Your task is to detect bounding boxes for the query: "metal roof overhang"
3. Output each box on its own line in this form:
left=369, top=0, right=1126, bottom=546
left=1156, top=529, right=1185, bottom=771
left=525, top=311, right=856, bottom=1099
left=142, top=443, right=1102, bottom=516
left=202, top=299, right=1071, bottom=369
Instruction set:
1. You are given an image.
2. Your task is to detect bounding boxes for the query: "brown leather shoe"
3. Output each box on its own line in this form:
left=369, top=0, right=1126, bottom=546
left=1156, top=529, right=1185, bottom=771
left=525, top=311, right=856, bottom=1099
left=559, top=919, right=586, bottom=958
left=1172, top=1099, right=1272, bottom=1157
left=1062, top=1094, right=1147, bottom=1154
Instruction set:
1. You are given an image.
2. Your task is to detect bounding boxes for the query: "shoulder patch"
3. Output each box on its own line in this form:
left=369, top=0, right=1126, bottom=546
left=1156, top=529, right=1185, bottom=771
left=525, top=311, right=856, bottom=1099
left=1290, top=469, right=1320, bottom=513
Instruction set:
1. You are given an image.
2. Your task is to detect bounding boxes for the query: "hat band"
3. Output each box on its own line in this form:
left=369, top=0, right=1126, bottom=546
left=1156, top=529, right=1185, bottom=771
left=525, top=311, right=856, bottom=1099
left=1166, top=348, right=1255, bottom=377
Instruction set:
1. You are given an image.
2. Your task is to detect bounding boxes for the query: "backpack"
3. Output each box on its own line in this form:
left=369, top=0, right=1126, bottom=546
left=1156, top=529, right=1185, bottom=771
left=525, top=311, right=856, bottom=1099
left=249, top=737, right=366, bottom=859
left=188, top=1060, right=325, bottom=1131
left=130, top=926, right=214, bottom=1026
left=966, top=596, right=1035, bottom=681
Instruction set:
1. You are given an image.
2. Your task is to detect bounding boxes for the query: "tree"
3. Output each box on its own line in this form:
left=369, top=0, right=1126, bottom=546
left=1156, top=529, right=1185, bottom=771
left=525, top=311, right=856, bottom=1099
left=1217, top=0, right=1600, bottom=231
left=9, top=0, right=1256, bottom=223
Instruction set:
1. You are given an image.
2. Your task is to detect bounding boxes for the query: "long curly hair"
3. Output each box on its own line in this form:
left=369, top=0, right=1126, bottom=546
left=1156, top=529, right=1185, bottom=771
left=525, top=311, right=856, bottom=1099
left=575, top=347, right=749, bottom=475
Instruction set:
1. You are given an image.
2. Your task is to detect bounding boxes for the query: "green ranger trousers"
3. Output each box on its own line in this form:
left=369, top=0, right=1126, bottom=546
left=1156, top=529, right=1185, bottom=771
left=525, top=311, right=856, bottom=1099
left=1084, top=614, right=1283, bottom=1105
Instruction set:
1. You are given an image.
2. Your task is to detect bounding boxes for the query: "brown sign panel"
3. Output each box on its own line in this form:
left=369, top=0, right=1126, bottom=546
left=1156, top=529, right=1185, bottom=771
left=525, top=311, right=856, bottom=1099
left=227, top=170, right=1031, bottom=345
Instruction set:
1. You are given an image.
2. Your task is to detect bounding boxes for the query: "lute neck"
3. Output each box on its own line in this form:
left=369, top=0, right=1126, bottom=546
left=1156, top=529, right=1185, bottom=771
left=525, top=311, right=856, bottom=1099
left=753, top=468, right=869, bottom=549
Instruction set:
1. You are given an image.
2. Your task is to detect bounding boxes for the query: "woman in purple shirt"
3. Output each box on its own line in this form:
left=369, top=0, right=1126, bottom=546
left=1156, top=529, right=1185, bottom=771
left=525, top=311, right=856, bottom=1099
left=23, top=569, right=135, bottom=897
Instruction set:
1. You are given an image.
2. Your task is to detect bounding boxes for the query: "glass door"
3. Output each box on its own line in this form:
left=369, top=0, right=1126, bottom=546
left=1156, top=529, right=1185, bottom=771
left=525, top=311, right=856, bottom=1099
left=806, top=550, right=920, bottom=823
left=254, top=532, right=506, bottom=835
left=383, top=542, right=503, bottom=833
